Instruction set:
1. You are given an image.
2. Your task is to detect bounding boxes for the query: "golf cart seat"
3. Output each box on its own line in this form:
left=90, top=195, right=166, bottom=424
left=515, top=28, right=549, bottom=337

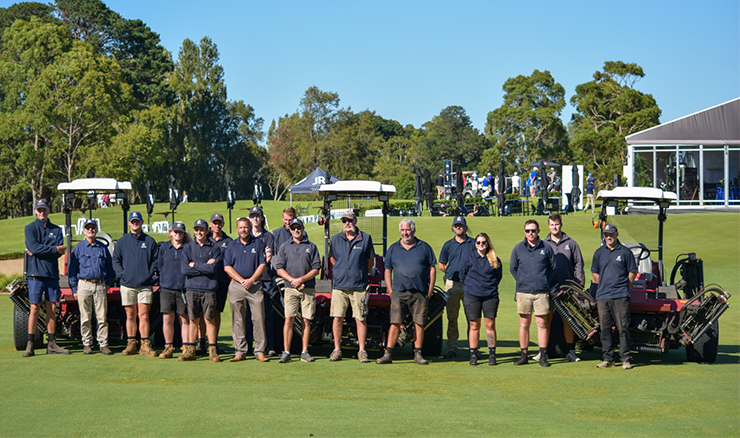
left=622, top=242, right=654, bottom=282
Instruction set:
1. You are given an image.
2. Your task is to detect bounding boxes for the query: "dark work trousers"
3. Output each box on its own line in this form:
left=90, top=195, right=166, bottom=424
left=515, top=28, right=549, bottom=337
left=245, top=279, right=275, bottom=352
left=597, top=297, right=632, bottom=362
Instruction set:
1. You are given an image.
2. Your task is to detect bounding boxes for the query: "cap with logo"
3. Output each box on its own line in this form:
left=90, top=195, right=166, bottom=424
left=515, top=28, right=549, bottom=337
left=341, top=210, right=356, bottom=220
left=128, top=211, right=143, bottom=222
left=603, top=224, right=618, bottom=234
left=452, top=216, right=466, bottom=226
left=171, top=222, right=186, bottom=232
left=249, top=206, right=263, bottom=216
left=34, top=199, right=50, bottom=211
left=83, top=219, right=97, bottom=229
left=194, top=219, right=208, bottom=229
left=289, top=218, right=304, bottom=228
left=210, top=213, right=224, bottom=223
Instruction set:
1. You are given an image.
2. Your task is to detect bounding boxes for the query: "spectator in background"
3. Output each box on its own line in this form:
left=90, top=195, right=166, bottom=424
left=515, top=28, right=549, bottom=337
left=584, top=173, right=596, bottom=213
left=512, top=172, right=521, bottom=196
left=529, top=167, right=538, bottom=197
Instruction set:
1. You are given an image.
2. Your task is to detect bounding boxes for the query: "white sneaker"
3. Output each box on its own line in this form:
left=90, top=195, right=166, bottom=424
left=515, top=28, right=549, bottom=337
left=566, top=351, right=581, bottom=362
left=532, top=352, right=541, bottom=361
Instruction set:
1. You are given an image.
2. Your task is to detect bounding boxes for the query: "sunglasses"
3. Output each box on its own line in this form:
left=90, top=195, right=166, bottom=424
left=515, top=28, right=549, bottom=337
left=524, top=229, right=538, bottom=233
left=341, top=218, right=354, bottom=223
left=84, top=226, right=97, bottom=231
left=290, top=226, right=303, bottom=231
left=475, top=241, right=487, bottom=246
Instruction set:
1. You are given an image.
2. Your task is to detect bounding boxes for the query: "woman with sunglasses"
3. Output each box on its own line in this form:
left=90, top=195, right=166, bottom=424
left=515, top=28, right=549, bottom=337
left=460, top=233, right=502, bottom=366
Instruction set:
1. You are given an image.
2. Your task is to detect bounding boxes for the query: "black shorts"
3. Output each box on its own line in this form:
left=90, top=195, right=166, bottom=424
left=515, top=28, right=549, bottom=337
left=463, top=295, right=499, bottom=320
left=186, top=290, right=217, bottom=321
left=216, top=281, right=229, bottom=312
left=390, top=290, right=428, bottom=325
left=160, top=288, right=187, bottom=315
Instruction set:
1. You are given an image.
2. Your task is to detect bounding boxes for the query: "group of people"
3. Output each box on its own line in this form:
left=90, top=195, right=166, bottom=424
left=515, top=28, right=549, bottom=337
left=24, top=199, right=636, bottom=369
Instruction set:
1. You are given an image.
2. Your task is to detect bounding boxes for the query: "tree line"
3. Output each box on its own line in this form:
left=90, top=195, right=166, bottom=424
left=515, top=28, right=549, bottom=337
left=0, top=0, right=661, bottom=218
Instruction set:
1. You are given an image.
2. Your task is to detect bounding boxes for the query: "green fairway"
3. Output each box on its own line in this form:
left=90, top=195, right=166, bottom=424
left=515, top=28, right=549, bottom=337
left=1, top=203, right=739, bottom=437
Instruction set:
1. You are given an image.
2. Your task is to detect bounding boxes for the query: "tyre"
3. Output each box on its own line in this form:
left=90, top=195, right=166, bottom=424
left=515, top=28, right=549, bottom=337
left=13, top=304, right=44, bottom=350
left=547, top=311, right=568, bottom=358
left=422, top=316, right=443, bottom=357
left=686, top=321, right=719, bottom=363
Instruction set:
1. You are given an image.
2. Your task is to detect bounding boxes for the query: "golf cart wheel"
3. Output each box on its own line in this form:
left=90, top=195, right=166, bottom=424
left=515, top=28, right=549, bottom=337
left=422, top=316, right=443, bottom=357
left=13, top=304, right=44, bottom=350
left=685, top=321, right=719, bottom=363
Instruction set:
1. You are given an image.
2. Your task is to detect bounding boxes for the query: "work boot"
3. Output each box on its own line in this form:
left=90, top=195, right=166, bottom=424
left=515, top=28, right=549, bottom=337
left=83, top=345, right=93, bottom=355
left=100, top=346, right=113, bottom=355
left=414, top=349, right=428, bottom=365
left=47, top=340, right=70, bottom=355
left=514, top=354, right=529, bottom=366
left=208, top=346, right=221, bottom=363
left=375, top=349, right=393, bottom=364
left=159, top=344, right=175, bottom=359
left=329, top=348, right=342, bottom=362
left=443, top=350, right=458, bottom=359
left=488, top=354, right=497, bottom=366
left=139, top=339, right=157, bottom=357
left=178, top=345, right=196, bottom=361
left=539, top=352, right=551, bottom=368
left=121, top=339, right=138, bottom=356
left=469, top=353, right=478, bottom=366
left=22, top=340, right=35, bottom=357
left=358, top=350, right=370, bottom=363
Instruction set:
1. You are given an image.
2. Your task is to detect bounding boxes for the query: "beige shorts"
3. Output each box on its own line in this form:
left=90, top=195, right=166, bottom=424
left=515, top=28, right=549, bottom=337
left=284, top=287, right=316, bottom=320
left=120, top=285, right=153, bottom=307
left=516, top=292, right=550, bottom=316
left=330, top=289, right=368, bottom=321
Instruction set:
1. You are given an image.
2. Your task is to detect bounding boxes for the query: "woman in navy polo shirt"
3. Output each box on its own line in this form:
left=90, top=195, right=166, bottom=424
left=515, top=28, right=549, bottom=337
left=460, top=233, right=502, bottom=366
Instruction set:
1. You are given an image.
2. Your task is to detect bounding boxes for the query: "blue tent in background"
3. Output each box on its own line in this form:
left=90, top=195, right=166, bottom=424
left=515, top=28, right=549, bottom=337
left=289, top=167, right=341, bottom=204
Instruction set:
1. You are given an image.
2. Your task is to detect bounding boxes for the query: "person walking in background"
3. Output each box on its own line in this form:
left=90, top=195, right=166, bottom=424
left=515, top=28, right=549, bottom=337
left=460, top=233, right=502, bottom=366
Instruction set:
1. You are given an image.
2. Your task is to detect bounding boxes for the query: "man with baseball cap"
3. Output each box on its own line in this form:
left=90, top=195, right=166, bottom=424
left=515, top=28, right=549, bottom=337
left=245, top=206, right=277, bottom=356
left=437, top=215, right=475, bottom=359
left=156, top=221, right=191, bottom=359
left=208, top=212, right=232, bottom=354
left=69, top=219, right=116, bottom=354
left=592, top=224, right=637, bottom=370
left=180, top=219, right=222, bottom=362
left=273, top=206, right=308, bottom=252
left=328, top=210, right=375, bottom=362
left=584, top=173, right=596, bottom=213
left=113, top=211, right=159, bottom=357
left=22, top=199, right=69, bottom=356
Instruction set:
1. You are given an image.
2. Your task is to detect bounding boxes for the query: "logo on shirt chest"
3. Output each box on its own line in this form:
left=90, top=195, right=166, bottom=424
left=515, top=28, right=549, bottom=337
left=616, top=255, right=622, bottom=261
left=141, top=242, right=147, bottom=249
left=306, top=248, right=311, bottom=253
left=251, top=248, right=256, bottom=254
left=565, top=244, right=570, bottom=250
left=540, top=249, right=545, bottom=255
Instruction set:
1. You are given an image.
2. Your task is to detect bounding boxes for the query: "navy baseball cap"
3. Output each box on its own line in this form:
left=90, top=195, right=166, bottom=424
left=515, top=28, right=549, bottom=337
left=249, top=206, right=263, bottom=216
left=193, top=219, right=208, bottom=229
left=128, top=211, right=143, bottom=222
left=453, top=216, right=466, bottom=226
left=34, top=199, right=50, bottom=211
left=171, top=222, right=186, bottom=232
left=603, top=224, right=618, bottom=234
left=210, top=213, right=224, bottom=223
left=289, top=218, right=304, bottom=228
left=83, top=219, right=97, bottom=228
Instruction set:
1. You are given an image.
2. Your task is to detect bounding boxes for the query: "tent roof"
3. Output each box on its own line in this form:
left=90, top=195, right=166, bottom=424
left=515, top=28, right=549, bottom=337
left=290, top=167, right=341, bottom=193
left=626, top=98, right=740, bottom=145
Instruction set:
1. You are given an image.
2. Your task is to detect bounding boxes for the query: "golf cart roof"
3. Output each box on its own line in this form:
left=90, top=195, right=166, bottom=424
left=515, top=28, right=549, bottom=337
left=319, top=180, right=396, bottom=197
left=57, top=178, right=133, bottom=193
left=597, top=187, right=677, bottom=202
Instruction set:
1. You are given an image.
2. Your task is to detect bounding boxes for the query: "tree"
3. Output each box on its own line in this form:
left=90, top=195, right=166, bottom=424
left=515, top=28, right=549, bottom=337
left=419, top=105, right=486, bottom=174
left=569, top=61, right=661, bottom=189
left=485, top=69, right=569, bottom=175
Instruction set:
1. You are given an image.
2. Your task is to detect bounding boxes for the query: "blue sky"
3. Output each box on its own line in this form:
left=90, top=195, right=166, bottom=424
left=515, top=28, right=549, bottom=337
left=5, top=1, right=740, bottom=132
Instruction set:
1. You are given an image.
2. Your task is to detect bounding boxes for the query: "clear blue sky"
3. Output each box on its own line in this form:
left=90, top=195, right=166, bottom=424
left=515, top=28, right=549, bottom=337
left=6, top=1, right=740, bottom=133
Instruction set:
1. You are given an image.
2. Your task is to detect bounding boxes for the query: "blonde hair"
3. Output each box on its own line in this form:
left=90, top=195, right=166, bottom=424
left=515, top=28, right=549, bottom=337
left=475, top=232, right=499, bottom=269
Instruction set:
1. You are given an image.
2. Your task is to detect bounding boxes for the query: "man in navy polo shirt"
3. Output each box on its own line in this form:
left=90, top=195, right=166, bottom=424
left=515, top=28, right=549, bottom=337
left=274, top=218, right=321, bottom=363
left=23, top=199, right=68, bottom=357
left=180, top=219, right=222, bottom=362
left=328, top=210, right=375, bottom=362
left=377, top=218, right=437, bottom=365
left=438, top=215, right=475, bottom=359
left=208, top=212, right=232, bottom=355
left=113, top=211, right=158, bottom=357
left=156, top=221, right=190, bottom=359
left=223, top=217, right=268, bottom=362
left=69, top=219, right=115, bottom=355
left=592, top=224, right=637, bottom=370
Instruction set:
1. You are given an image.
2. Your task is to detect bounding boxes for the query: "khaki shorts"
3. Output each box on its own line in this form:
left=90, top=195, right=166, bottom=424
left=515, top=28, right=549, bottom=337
left=516, top=292, right=550, bottom=316
left=330, top=289, right=368, bottom=321
left=284, top=287, right=316, bottom=320
left=120, top=285, right=153, bottom=307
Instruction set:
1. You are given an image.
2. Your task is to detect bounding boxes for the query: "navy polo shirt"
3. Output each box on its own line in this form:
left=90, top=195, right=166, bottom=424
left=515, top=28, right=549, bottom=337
left=224, top=236, right=266, bottom=280
left=24, top=218, right=64, bottom=279
left=329, top=229, right=375, bottom=290
left=273, top=238, right=321, bottom=288
left=68, top=239, right=115, bottom=293
left=209, top=233, right=233, bottom=284
left=157, top=241, right=187, bottom=291
left=385, top=238, right=436, bottom=293
left=182, top=239, right=222, bottom=293
left=459, top=251, right=502, bottom=299
left=113, top=232, right=158, bottom=288
left=438, top=236, right=475, bottom=282
left=591, top=241, right=637, bottom=300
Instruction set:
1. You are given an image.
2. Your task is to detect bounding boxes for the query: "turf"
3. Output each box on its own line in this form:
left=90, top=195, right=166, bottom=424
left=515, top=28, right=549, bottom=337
left=1, top=203, right=738, bottom=437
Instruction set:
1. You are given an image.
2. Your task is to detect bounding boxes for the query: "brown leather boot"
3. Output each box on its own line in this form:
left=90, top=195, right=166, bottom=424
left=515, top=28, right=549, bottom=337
left=159, top=344, right=175, bottom=359
left=139, top=339, right=157, bottom=357
left=121, top=339, right=138, bottom=356
left=22, top=340, right=35, bottom=357
left=47, top=340, right=70, bottom=355
left=209, top=345, right=221, bottom=363
left=178, top=345, right=196, bottom=361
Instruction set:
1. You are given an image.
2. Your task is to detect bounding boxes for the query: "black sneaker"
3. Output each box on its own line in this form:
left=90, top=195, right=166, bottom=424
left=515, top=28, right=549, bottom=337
left=443, top=351, right=457, bottom=359
left=279, top=352, right=291, bottom=363
left=539, top=354, right=551, bottom=368
left=488, top=355, right=497, bottom=366
left=514, top=355, right=528, bottom=366
left=469, top=354, right=478, bottom=366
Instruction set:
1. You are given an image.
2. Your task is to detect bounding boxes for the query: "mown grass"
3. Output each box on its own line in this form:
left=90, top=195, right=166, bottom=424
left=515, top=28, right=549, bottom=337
left=1, top=202, right=738, bottom=437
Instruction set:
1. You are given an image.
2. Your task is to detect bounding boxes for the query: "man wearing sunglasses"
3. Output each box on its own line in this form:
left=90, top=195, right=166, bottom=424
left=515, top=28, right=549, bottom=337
left=509, top=219, right=554, bottom=367
left=69, top=219, right=116, bottom=355
left=328, top=210, right=375, bottom=363
left=437, top=216, right=475, bottom=359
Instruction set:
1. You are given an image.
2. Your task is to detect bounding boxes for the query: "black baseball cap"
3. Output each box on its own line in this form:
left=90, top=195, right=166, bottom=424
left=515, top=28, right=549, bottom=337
left=194, top=219, right=208, bottom=229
